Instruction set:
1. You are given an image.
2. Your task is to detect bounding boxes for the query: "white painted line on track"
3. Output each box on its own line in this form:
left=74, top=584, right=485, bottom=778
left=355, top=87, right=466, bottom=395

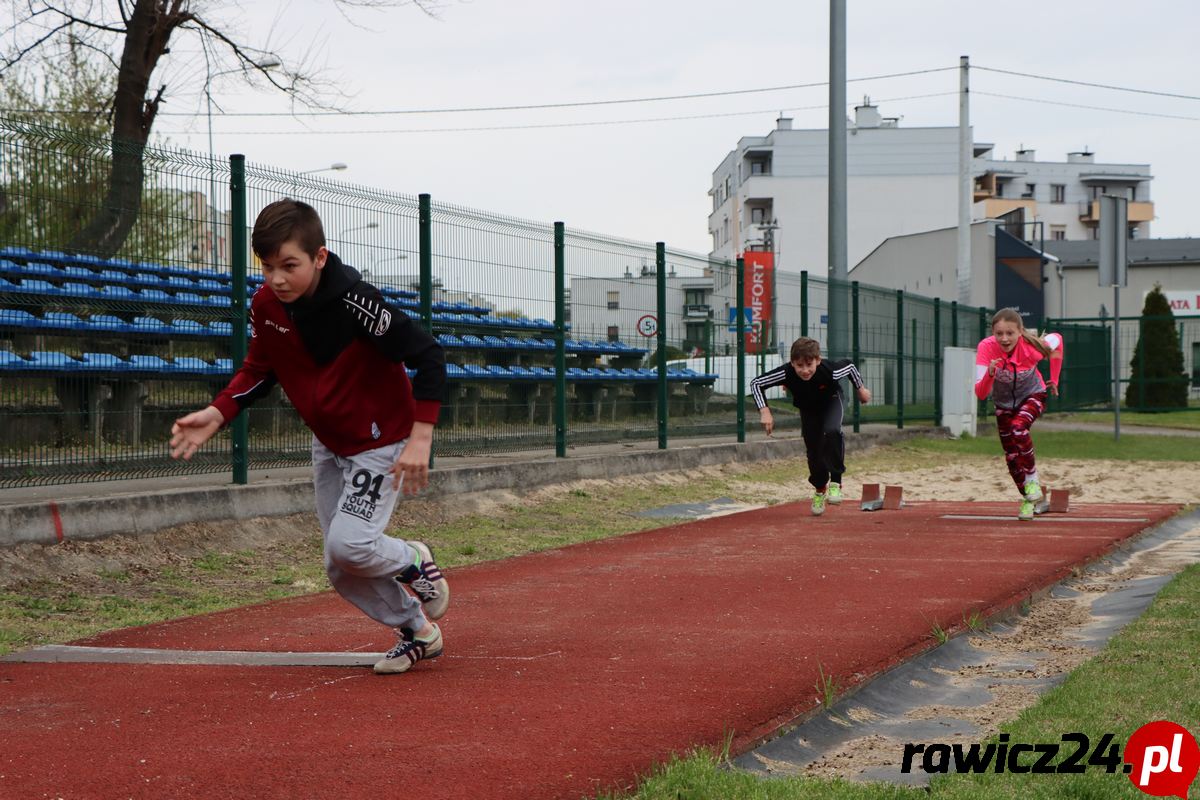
left=940, top=515, right=1150, bottom=523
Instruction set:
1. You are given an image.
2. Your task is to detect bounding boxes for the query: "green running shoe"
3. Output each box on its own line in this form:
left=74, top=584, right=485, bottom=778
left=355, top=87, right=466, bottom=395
left=1018, top=498, right=1035, bottom=521
left=811, top=492, right=827, bottom=516
left=827, top=482, right=843, bottom=505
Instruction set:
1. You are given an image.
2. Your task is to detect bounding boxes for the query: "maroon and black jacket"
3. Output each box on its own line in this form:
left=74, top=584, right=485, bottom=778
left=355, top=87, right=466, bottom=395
left=212, top=253, right=445, bottom=456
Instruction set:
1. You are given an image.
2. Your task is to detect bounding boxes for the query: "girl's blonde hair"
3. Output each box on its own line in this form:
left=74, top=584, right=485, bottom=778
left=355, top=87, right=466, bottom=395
left=991, top=308, right=1050, bottom=358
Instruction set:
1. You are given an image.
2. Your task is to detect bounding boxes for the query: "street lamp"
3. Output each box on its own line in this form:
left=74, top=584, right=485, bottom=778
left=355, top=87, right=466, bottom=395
left=205, top=57, right=281, bottom=272
left=339, top=221, right=379, bottom=237
left=299, top=163, right=348, bottom=175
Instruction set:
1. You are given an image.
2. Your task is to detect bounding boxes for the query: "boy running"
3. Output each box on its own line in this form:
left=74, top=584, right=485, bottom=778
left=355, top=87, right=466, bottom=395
left=751, top=337, right=871, bottom=515
left=170, top=199, right=449, bottom=675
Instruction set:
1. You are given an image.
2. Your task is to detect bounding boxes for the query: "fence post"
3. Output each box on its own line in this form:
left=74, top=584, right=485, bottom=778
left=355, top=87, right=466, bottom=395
left=418, top=193, right=435, bottom=468
left=229, top=154, right=248, bottom=486
left=978, top=306, right=988, bottom=343
left=656, top=242, right=668, bottom=450
left=951, top=300, right=959, bottom=348
left=800, top=270, right=809, bottom=338
left=418, top=194, right=433, bottom=333
left=554, top=222, right=567, bottom=458
left=851, top=280, right=861, bottom=434
left=896, top=289, right=905, bottom=429
left=911, top=317, right=918, bottom=407
left=736, top=257, right=746, bottom=443
left=933, top=298, right=942, bottom=427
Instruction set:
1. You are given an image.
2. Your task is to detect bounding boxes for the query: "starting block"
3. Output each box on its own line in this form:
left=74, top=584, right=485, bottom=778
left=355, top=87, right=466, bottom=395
left=1048, top=488, right=1071, bottom=513
left=861, top=484, right=903, bottom=511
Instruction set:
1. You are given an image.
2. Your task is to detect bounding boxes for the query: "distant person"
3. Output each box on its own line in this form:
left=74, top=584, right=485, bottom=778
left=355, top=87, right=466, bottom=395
left=170, top=198, right=449, bottom=675
left=751, top=337, right=871, bottom=516
left=974, top=308, right=1064, bottom=521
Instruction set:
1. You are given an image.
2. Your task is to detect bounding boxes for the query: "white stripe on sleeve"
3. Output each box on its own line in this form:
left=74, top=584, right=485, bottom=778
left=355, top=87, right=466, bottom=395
left=749, top=365, right=788, bottom=409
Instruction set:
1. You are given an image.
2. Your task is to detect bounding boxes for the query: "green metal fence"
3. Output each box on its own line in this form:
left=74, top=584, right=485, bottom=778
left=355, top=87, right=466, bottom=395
left=6, top=117, right=1192, bottom=490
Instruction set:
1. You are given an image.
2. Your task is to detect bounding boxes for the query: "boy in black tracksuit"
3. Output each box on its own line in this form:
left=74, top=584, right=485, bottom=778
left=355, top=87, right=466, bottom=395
left=750, top=337, right=871, bottom=516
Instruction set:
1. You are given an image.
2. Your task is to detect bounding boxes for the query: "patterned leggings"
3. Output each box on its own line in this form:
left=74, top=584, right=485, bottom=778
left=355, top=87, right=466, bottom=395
left=995, top=392, right=1047, bottom=495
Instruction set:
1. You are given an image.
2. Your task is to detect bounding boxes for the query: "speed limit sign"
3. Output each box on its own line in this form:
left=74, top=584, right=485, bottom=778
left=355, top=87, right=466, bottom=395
left=636, top=314, right=659, bottom=337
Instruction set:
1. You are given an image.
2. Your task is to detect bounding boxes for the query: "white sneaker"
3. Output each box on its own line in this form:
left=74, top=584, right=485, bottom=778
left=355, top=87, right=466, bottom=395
left=374, top=624, right=443, bottom=675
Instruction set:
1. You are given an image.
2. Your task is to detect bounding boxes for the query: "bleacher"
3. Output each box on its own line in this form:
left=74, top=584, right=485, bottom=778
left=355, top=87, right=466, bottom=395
left=0, top=247, right=718, bottom=442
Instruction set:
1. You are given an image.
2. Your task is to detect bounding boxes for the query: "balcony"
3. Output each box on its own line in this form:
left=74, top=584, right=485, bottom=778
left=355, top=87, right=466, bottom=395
left=978, top=197, right=1038, bottom=220
left=1078, top=200, right=1155, bottom=224
left=683, top=304, right=713, bottom=319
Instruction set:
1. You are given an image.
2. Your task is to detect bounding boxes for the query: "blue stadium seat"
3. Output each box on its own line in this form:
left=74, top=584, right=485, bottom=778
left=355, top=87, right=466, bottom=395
left=87, top=315, right=130, bottom=333
left=170, top=357, right=211, bottom=375
left=131, top=272, right=165, bottom=287
left=0, top=246, right=36, bottom=260
left=212, top=358, right=233, bottom=373
left=502, top=336, right=533, bottom=350
left=197, top=279, right=224, bottom=290
left=0, top=259, right=22, bottom=277
left=100, top=269, right=132, bottom=284
left=507, top=365, right=535, bottom=379
left=128, top=355, right=170, bottom=373
left=397, top=289, right=418, bottom=299
left=43, top=312, right=85, bottom=330
left=132, top=316, right=169, bottom=333
left=171, top=319, right=207, bottom=336
left=175, top=292, right=206, bottom=305
left=206, top=294, right=232, bottom=307
left=446, top=363, right=467, bottom=379
left=437, top=333, right=463, bottom=348
left=483, top=335, right=507, bottom=349
left=566, top=367, right=588, bottom=380
left=461, top=334, right=487, bottom=348
left=585, top=367, right=607, bottom=379
left=619, top=368, right=641, bottom=380
left=137, top=289, right=173, bottom=303
left=23, top=261, right=62, bottom=277
left=16, top=279, right=57, bottom=294
left=28, top=351, right=76, bottom=370
left=532, top=318, right=554, bottom=330
left=208, top=321, right=233, bottom=336
left=0, top=277, right=16, bottom=289
left=0, top=350, right=31, bottom=370
left=528, top=366, right=553, bottom=379
left=463, top=364, right=491, bottom=379
left=61, top=282, right=98, bottom=297
left=167, top=276, right=196, bottom=289
left=0, top=309, right=40, bottom=329
left=485, top=365, right=512, bottom=378
left=70, top=254, right=104, bottom=268
left=600, top=368, right=623, bottom=380
left=100, top=285, right=136, bottom=300
left=80, top=353, right=127, bottom=372
left=396, top=298, right=419, bottom=310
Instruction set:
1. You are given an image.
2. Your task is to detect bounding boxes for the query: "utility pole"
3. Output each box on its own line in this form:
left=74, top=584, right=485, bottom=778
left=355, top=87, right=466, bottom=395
left=827, top=0, right=848, bottom=358
left=957, top=55, right=973, bottom=305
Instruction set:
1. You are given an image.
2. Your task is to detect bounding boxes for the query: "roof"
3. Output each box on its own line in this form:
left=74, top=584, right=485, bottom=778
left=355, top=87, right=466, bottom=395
left=1045, top=238, right=1200, bottom=268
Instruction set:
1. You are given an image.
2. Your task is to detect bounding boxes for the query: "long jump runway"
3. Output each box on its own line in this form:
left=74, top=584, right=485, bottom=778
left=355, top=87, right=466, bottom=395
left=0, top=501, right=1179, bottom=799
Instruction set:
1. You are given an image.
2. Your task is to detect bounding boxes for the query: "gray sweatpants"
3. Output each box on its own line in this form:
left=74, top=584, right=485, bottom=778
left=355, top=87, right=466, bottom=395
left=312, top=437, right=428, bottom=633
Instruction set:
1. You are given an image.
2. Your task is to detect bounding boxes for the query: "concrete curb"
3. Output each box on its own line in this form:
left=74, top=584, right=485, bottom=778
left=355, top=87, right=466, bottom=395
left=0, top=428, right=924, bottom=548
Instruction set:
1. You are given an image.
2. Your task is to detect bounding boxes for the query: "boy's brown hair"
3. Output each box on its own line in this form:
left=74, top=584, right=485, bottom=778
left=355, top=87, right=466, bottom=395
left=789, top=337, right=821, bottom=362
left=252, top=199, right=326, bottom=259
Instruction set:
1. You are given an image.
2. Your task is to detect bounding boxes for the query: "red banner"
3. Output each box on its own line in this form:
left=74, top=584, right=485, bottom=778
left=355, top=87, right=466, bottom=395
left=742, top=250, right=774, bottom=354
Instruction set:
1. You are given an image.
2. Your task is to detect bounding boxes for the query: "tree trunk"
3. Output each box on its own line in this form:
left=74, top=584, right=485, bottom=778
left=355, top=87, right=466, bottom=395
left=66, top=0, right=182, bottom=258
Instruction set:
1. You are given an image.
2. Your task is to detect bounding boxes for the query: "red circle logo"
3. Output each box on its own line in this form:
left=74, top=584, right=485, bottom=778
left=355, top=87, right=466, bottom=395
left=1125, top=721, right=1200, bottom=798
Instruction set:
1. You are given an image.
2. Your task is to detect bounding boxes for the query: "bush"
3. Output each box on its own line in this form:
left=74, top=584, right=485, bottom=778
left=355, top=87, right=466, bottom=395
left=1125, top=284, right=1189, bottom=410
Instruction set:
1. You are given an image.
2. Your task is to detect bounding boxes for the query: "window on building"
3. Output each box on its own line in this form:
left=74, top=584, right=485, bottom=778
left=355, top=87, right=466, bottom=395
left=606, top=291, right=619, bottom=310
left=1023, top=183, right=1036, bottom=198
left=1091, top=185, right=1107, bottom=199
left=995, top=181, right=1005, bottom=198
left=1051, top=184, right=1066, bottom=203
left=1050, top=225, right=1067, bottom=241
left=722, top=217, right=729, bottom=244
left=1128, top=225, right=1138, bottom=240
left=750, top=207, right=765, bottom=224
left=1091, top=226, right=1101, bottom=240
left=684, top=289, right=707, bottom=306
left=607, top=326, right=620, bottom=342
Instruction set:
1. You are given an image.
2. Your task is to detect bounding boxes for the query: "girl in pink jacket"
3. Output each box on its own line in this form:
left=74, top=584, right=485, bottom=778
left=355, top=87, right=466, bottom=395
left=974, top=308, right=1064, bottom=520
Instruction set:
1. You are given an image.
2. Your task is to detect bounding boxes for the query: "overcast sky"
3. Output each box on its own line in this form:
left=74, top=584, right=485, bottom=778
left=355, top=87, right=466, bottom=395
left=157, top=0, right=1200, bottom=257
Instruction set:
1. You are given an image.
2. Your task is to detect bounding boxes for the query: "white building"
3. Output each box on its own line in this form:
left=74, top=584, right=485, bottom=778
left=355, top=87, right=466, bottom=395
left=708, top=100, right=1154, bottom=273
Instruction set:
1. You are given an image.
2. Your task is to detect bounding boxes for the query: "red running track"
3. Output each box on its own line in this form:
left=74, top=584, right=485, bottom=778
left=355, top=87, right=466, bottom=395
left=0, top=501, right=1178, bottom=799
